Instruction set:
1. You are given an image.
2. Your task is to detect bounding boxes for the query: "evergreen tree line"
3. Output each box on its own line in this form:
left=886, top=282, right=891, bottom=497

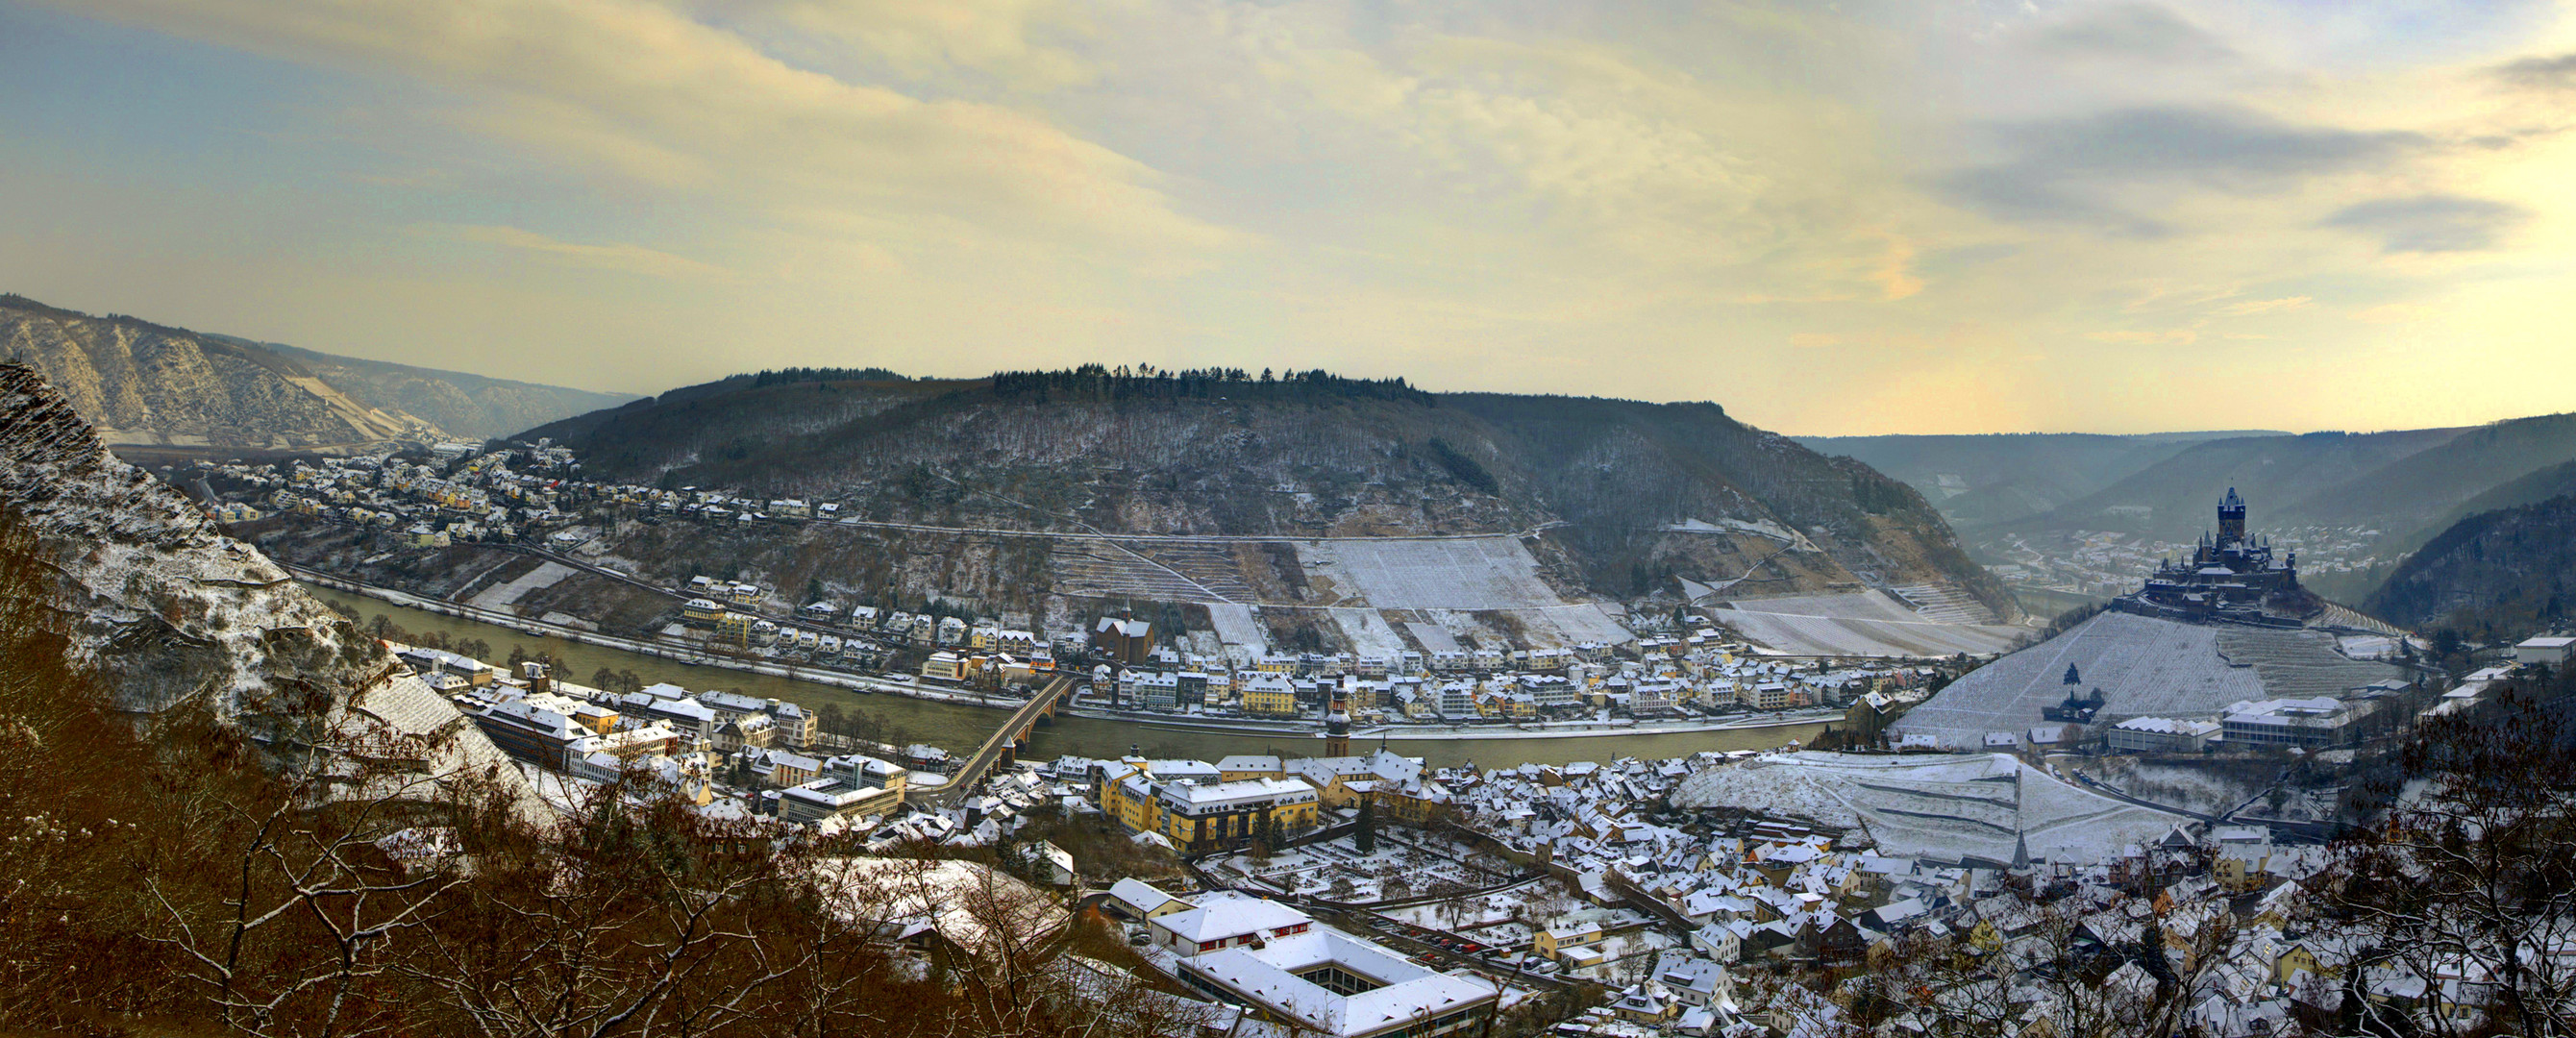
left=724, top=366, right=910, bottom=388
left=986, top=363, right=1431, bottom=405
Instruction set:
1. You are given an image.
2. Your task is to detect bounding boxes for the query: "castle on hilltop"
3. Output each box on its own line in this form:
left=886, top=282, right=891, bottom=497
left=2115, top=488, right=2319, bottom=627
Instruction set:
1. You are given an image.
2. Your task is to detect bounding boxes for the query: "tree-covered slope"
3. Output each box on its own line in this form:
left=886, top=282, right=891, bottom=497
left=522, top=368, right=2018, bottom=619
left=2365, top=492, right=2576, bottom=637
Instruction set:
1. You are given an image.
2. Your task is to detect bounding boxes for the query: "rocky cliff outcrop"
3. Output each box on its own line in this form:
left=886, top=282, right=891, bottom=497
left=0, top=362, right=533, bottom=808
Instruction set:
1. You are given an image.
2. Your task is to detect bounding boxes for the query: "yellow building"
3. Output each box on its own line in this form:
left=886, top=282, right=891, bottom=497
left=2275, top=943, right=2336, bottom=988
left=1241, top=678, right=1300, bottom=718
left=1534, top=920, right=1608, bottom=962
left=1217, top=755, right=1285, bottom=781
left=1100, top=760, right=1320, bottom=853
left=1154, top=778, right=1321, bottom=853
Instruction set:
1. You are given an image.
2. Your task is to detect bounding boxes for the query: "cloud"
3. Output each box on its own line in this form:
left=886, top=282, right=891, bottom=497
left=2085, top=328, right=2200, bottom=345
left=2352, top=302, right=2436, bottom=323
left=49, top=0, right=1234, bottom=258
left=2321, top=195, right=2531, bottom=253
left=415, top=223, right=728, bottom=279
left=2214, top=295, right=2312, bottom=316
left=2032, top=4, right=2236, bottom=64
left=1235, top=25, right=1935, bottom=307
left=757, top=0, right=1096, bottom=90
left=2493, top=52, right=2576, bottom=91
left=1937, top=107, right=2427, bottom=234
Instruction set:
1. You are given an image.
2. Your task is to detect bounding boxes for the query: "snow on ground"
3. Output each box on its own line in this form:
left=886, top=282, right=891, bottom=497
left=1376, top=882, right=1548, bottom=932
left=1214, top=832, right=1504, bottom=902
left=1294, top=537, right=1635, bottom=649
left=1892, top=611, right=2404, bottom=750
left=2084, top=758, right=2266, bottom=818
left=468, top=559, right=577, bottom=609
left=1204, top=604, right=1269, bottom=654
left=1330, top=608, right=1410, bottom=659
left=1302, top=537, right=1565, bottom=611
left=1708, top=590, right=2023, bottom=657
left=1566, top=931, right=1678, bottom=983
left=1672, top=752, right=2190, bottom=865
left=1404, top=621, right=1463, bottom=654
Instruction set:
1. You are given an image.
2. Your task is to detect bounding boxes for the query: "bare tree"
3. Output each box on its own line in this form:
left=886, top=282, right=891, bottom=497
left=2315, top=691, right=2576, bottom=1038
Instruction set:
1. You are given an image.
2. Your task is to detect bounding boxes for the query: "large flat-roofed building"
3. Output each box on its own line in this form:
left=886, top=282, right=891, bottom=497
left=2108, top=716, right=2222, bottom=754
left=2220, top=697, right=2364, bottom=749
left=2515, top=636, right=2575, bottom=665
left=468, top=697, right=586, bottom=769
left=1173, top=919, right=1498, bottom=1038
left=778, top=754, right=909, bottom=824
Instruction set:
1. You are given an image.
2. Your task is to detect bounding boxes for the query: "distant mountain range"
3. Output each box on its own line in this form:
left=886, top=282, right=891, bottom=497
left=1811, top=415, right=2576, bottom=624
left=1795, top=431, right=2285, bottom=530
left=0, top=294, right=635, bottom=450
left=514, top=368, right=2020, bottom=628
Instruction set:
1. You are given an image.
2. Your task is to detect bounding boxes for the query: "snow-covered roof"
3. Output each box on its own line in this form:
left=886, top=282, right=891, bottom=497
left=1107, top=877, right=1185, bottom=916
left=1176, top=926, right=1495, bottom=1036
left=1153, top=892, right=1313, bottom=945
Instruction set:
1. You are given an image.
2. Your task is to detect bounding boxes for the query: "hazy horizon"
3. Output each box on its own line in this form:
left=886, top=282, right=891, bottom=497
left=4, top=0, right=2572, bottom=435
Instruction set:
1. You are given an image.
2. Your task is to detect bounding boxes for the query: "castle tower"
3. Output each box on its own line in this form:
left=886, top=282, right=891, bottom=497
left=2217, top=487, right=2247, bottom=547
left=1324, top=687, right=1350, bottom=758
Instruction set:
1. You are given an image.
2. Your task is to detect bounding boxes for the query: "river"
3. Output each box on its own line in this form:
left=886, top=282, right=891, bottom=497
left=306, top=585, right=1827, bottom=769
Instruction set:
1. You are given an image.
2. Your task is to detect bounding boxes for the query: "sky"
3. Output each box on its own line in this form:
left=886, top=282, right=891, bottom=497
left=2, top=0, right=2572, bottom=435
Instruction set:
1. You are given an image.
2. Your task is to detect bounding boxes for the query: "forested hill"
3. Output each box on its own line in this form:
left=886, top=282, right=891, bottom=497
left=2365, top=491, right=2576, bottom=638
left=520, top=367, right=2018, bottom=619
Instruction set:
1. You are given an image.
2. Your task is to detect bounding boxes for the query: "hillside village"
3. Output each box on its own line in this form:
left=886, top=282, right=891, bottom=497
left=294, top=470, right=2576, bottom=1037
left=183, top=441, right=1959, bottom=732
left=380, top=620, right=2576, bottom=1038
left=119, top=404, right=2576, bottom=1038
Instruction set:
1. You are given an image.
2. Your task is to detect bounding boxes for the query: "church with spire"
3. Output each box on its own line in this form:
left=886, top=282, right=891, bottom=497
left=2117, top=488, right=2319, bottom=626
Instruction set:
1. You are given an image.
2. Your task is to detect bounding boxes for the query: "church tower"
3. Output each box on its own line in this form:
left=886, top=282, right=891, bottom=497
left=1324, top=687, right=1350, bottom=758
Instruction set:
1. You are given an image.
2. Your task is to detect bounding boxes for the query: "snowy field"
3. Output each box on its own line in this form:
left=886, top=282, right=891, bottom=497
left=1294, top=537, right=1633, bottom=648
left=467, top=560, right=576, bottom=610
left=1708, top=590, right=2024, bottom=657
left=1672, top=752, right=2190, bottom=865
left=2086, top=758, right=2266, bottom=818
left=1404, top=621, right=1463, bottom=654
left=1204, top=604, right=1269, bottom=654
left=1302, top=537, right=1563, bottom=610
left=1890, top=611, right=2403, bottom=750
left=1330, top=608, right=1410, bottom=658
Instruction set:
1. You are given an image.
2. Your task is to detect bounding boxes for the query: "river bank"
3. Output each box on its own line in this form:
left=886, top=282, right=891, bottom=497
left=301, top=581, right=1830, bottom=768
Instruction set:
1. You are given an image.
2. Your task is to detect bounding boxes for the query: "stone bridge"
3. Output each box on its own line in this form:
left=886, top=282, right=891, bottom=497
left=921, top=672, right=1075, bottom=805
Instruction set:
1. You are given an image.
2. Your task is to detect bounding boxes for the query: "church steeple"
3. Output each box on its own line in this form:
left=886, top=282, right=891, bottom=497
left=1324, top=685, right=1350, bottom=758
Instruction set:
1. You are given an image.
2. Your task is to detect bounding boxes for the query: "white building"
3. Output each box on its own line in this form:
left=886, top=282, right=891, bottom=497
left=1166, top=896, right=1499, bottom=1038
left=2514, top=635, right=2575, bottom=665
left=2109, top=716, right=2222, bottom=754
